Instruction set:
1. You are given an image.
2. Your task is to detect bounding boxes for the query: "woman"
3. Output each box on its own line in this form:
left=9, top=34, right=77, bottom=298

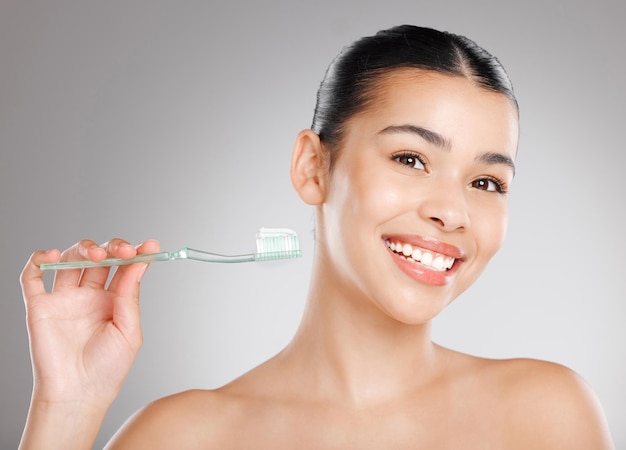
left=19, top=25, right=613, bottom=448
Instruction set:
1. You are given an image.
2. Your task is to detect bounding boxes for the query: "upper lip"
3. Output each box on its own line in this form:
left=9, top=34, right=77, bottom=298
left=382, top=234, right=465, bottom=260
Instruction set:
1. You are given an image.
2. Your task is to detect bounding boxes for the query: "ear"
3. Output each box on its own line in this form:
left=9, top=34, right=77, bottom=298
left=290, top=129, right=328, bottom=205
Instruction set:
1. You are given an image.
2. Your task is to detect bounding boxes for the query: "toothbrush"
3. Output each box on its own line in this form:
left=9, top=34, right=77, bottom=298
left=39, top=227, right=301, bottom=271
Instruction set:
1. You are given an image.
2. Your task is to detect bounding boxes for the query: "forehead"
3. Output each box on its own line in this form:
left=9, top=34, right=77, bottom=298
left=352, top=69, right=519, bottom=157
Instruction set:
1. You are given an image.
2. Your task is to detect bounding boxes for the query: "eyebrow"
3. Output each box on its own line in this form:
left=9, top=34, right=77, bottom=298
left=380, top=123, right=515, bottom=175
left=476, top=152, right=516, bottom=175
left=379, top=124, right=451, bottom=151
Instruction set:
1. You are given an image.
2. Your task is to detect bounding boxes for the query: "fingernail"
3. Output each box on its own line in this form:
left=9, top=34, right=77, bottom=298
left=79, top=245, right=96, bottom=258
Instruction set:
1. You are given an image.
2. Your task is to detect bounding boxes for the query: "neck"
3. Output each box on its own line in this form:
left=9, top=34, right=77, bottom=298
left=280, top=255, right=442, bottom=406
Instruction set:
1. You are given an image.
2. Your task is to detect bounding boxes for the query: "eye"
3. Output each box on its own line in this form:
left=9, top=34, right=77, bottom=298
left=392, top=152, right=426, bottom=171
left=471, top=177, right=506, bottom=194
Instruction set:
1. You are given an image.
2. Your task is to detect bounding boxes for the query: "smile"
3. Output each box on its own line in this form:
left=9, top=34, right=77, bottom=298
left=385, top=240, right=455, bottom=272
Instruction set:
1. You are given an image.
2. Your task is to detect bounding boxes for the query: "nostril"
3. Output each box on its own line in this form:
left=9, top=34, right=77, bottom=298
left=420, top=197, right=470, bottom=231
left=430, top=217, right=445, bottom=226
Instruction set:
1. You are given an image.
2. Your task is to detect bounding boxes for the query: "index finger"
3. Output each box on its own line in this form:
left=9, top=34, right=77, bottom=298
left=20, top=249, right=61, bottom=300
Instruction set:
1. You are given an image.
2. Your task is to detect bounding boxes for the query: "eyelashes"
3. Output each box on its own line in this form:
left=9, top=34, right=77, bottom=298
left=392, top=151, right=427, bottom=170
left=391, top=150, right=509, bottom=195
left=470, top=176, right=508, bottom=194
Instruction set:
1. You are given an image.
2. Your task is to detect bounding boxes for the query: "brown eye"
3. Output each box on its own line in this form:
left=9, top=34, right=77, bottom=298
left=393, top=152, right=425, bottom=170
left=471, top=178, right=503, bottom=193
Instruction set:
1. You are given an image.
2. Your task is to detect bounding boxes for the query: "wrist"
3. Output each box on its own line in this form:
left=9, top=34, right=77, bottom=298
left=20, top=394, right=112, bottom=450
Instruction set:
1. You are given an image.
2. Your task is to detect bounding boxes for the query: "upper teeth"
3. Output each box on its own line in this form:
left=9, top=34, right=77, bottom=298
left=386, top=240, right=455, bottom=271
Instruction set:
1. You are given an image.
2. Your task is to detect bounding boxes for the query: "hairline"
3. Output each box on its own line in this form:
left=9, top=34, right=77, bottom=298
left=323, top=67, right=518, bottom=172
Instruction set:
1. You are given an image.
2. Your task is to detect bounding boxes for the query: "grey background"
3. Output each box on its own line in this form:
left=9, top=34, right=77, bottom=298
left=1, top=0, right=624, bottom=447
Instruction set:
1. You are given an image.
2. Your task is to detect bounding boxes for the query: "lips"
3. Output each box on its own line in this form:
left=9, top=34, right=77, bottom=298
left=385, top=240, right=455, bottom=271
left=383, top=235, right=464, bottom=285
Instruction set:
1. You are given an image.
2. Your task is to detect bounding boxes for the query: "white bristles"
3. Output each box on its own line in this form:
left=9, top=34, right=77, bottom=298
left=255, top=228, right=302, bottom=261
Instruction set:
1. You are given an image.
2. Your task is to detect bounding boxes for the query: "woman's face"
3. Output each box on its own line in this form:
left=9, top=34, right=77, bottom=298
left=317, top=69, right=519, bottom=325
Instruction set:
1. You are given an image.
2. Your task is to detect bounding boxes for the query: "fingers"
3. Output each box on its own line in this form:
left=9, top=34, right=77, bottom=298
left=107, top=240, right=160, bottom=293
left=77, top=239, right=137, bottom=289
left=52, top=239, right=103, bottom=290
left=20, top=249, right=61, bottom=301
left=50, top=238, right=153, bottom=291
left=26, top=238, right=159, bottom=296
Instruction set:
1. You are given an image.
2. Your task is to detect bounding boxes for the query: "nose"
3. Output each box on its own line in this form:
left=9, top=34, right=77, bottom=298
left=417, top=181, right=470, bottom=232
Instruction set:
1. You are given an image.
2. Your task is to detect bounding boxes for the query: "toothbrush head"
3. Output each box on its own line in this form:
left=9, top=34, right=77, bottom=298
left=254, top=228, right=302, bottom=261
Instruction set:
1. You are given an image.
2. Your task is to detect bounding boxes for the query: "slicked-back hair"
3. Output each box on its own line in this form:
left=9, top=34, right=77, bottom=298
left=311, top=25, right=517, bottom=168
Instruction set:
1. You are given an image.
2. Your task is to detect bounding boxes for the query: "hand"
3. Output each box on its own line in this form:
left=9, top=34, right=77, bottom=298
left=20, top=238, right=160, bottom=410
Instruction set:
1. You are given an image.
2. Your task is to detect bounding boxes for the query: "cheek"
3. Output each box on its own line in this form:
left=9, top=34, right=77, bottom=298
left=474, top=201, right=509, bottom=258
left=330, top=163, right=406, bottom=223
left=352, top=176, right=410, bottom=229
left=364, top=180, right=402, bottom=208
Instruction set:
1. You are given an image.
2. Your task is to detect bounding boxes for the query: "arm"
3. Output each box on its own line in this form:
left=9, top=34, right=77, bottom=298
left=19, top=239, right=159, bottom=450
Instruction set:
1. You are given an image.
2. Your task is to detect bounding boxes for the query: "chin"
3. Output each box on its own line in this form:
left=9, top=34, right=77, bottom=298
left=379, top=292, right=454, bottom=326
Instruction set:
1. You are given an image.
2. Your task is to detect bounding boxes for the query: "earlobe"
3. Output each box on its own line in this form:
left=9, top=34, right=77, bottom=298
left=290, top=129, right=328, bottom=205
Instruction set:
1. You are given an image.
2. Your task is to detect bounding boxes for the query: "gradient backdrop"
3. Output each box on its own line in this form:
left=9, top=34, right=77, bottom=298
left=1, top=0, right=624, bottom=447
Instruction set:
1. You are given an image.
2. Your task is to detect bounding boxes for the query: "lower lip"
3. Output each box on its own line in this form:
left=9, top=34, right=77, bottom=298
left=386, top=246, right=460, bottom=286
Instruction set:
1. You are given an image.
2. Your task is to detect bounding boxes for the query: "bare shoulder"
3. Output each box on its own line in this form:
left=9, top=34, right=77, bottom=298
left=105, top=389, right=244, bottom=449
left=487, top=357, right=614, bottom=449
left=104, top=356, right=287, bottom=449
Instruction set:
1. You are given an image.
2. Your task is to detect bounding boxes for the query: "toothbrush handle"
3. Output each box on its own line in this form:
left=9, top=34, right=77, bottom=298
left=39, top=252, right=175, bottom=271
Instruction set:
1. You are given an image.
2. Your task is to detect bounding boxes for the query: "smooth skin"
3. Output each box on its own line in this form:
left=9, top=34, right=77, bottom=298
left=20, top=70, right=614, bottom=449
left=20, top=239, right=159, bottom=449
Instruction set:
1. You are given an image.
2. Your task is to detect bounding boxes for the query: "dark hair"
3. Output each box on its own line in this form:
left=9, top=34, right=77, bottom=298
left=311, top=25, right=517, bottom=166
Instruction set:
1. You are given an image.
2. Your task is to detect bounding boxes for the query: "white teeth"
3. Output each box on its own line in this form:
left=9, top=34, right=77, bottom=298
left=385, top=240, right=456, bottom=272
left=421, top=252, right=433, bottom=266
